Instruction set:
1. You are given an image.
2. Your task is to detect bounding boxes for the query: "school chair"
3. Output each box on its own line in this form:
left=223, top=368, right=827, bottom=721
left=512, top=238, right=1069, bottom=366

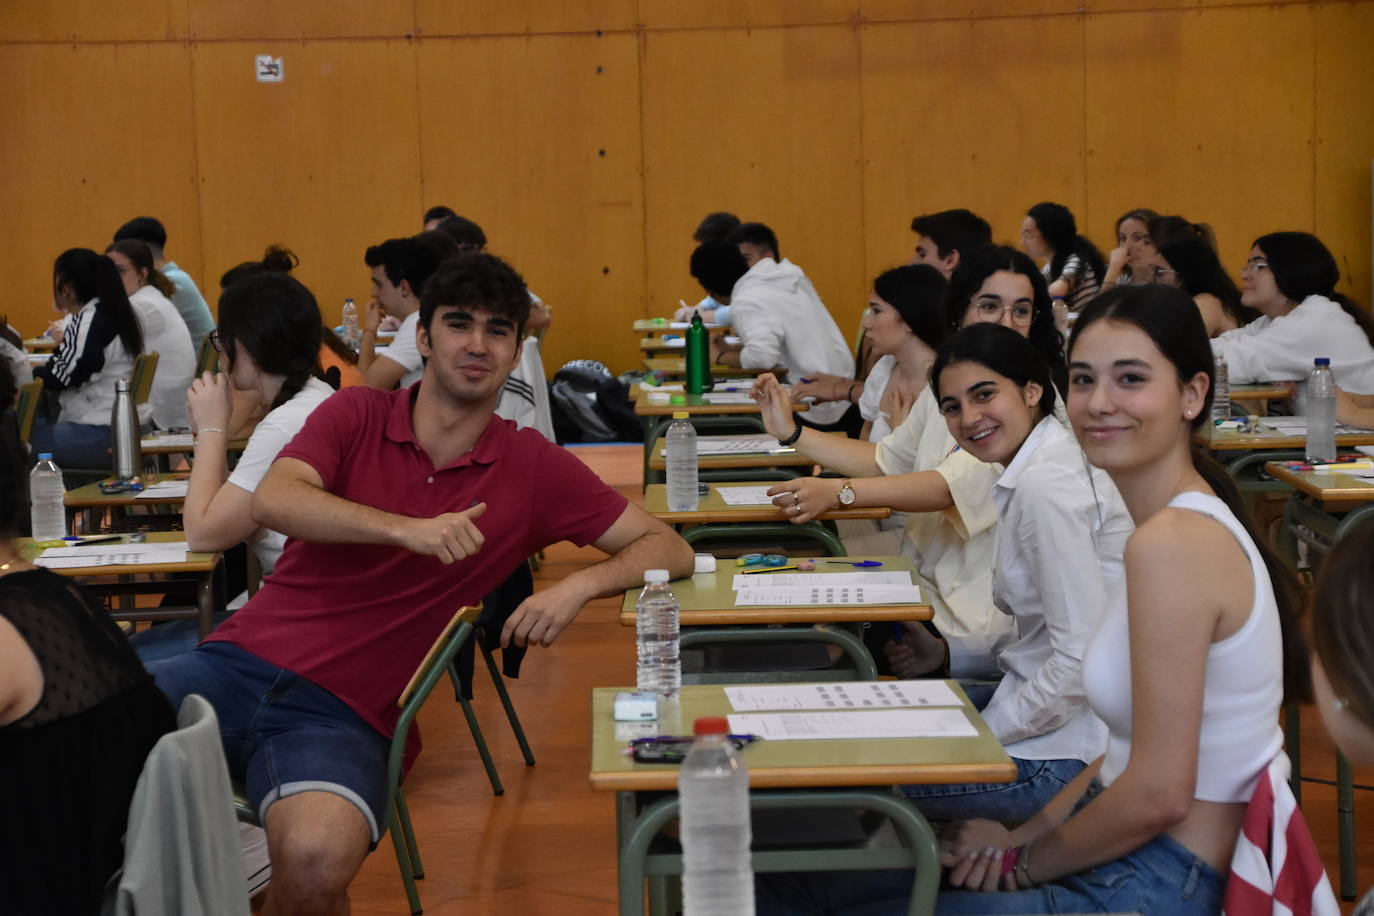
left=196, top=335, right=220, bottom=375
left=15, top=380, right=41, bottom=448
left=235, top=604, right=485, bottom=915
left=130, top=352, right=159, bottom=408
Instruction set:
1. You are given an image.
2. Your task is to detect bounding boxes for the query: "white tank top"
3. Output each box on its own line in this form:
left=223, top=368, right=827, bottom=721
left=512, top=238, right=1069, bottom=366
left=1081, top=491, right=1284, bottom=803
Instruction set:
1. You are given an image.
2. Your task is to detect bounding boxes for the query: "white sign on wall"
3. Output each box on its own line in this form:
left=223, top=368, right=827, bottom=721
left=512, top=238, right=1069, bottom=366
left=255, top=55, right=284, bottom=83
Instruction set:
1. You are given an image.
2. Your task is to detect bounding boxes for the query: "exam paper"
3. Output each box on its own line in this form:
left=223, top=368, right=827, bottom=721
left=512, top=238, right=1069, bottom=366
left=716, top=486, right=775, bottom=506
left=727, top=709, right=977, bottom=740
left=35, top=543, right=189, bottom=568
left=660, top=434, right=794, bottom=457
left=135, top=481, right=189, bottom=499
left=733, top=584, right=922, bottom=606
left=700, top=391, right=755, bottom=405
left=725, top=681, right=962, bottom=712
left=142, top=434, right=195, bottom=448
left=731, top=572, right=914, bottom=589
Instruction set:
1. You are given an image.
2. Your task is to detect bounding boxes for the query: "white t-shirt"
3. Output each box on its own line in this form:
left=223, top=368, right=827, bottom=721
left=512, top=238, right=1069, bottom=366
left=130, top=285, right=196, bottom=429
left=1211, top=293, right=1374, bottom=395
left=226, top=376, right=335, bottom=576
left=0, top=337, right=33, bottom=392
left=381, top=311, right=424, bottom=389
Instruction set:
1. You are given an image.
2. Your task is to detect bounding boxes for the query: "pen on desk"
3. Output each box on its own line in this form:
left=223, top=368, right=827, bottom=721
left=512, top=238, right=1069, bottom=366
left=799, top=377, right=813, bottom=384
left=68, top=534, right=123, bottom=545
left=744, top=564, right=798, bottom=574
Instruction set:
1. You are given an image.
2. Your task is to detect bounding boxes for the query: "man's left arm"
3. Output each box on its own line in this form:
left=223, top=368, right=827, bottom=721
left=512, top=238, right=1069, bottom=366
left=500, top=503, right=694, bottom=648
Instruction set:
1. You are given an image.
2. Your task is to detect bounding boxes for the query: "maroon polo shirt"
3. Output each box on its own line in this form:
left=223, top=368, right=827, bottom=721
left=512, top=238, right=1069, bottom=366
left=208, top=385, right=628, bottom=742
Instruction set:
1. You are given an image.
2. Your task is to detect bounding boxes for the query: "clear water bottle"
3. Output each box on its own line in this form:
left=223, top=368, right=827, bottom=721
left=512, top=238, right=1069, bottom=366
left=1051, top=296, right=1069, bottom=336
left=29, top=453, right=67, bottom=542
left=1212, top=353, right=1230, bottom=422
left=341, top=298, right=360, bottom=347
left=680, top=716, right=754, bottom=916
left=635, top=569, right=680, bottom=700
left=666, top=412, right=699, bottom=511
left=1306, top=357, right=1337, bottom=463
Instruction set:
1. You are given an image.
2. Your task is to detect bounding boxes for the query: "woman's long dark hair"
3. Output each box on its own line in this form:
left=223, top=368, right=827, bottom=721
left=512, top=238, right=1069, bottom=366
left=873, top=264, right=949, bottom=351
left=105, top=239, right=175, bottom=298
left=219, top=245, right=356, bottom=371
left=53, top=248, right=143, bottom=357
left=944, top=244, right=1066, bottom=394
left=929, top=322, right=1057, bottom=421
left=1027, top=202, right=1107, bottom=289
left=1069, top=284, right=1310, bottom=703
left=1114, top=208, right=1159, bottom=284
left=1255, top=232, right=1374, bottom=348
left=217, top=273, right=325, bottom=411
left=1156, top=234, right=1261, bottom=328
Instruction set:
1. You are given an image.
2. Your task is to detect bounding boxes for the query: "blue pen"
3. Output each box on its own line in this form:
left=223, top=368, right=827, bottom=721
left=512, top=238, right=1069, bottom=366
left=824, top=560, right=883, bottom=567
left=799, top=377, right=813, bottom=383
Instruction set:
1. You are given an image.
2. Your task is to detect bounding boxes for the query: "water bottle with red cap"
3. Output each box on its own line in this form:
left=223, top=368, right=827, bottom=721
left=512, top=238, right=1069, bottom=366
left=679, top=716, right=754, bottom=915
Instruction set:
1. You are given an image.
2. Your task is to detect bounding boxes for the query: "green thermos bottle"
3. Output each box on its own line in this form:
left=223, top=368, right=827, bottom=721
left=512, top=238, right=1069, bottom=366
left=685, top=311, right=712, bottom=395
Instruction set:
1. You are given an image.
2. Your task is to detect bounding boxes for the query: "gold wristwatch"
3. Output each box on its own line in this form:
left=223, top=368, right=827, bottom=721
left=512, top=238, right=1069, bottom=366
left=837, top=479, right=857, bottom=507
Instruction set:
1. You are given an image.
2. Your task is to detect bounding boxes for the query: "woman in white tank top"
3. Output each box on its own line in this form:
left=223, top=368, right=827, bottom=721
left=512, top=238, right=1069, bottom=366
left=755, top=285, right=1311, bottom=916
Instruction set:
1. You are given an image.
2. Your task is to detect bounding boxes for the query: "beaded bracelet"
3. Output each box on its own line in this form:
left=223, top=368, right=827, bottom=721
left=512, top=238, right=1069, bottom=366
left=778, top=418, right=804, bottom=447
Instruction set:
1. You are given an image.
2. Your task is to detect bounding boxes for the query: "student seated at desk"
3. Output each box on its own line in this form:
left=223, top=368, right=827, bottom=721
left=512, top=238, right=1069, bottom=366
left=0, top=357, right=177, bottom=915
left=107, top=239, right=197, bottom=430
left=753, top=246, right=1068, bottom=681
left=31, top=248, right=146, bottom=469
left=145, top=252, right=693, bottom=916
left=357, top=234, right=448, bottom=391
left=759, top=284, right=1312, bottom=916
left=674, top=210, right=742, bottom=323
left=692, top=233, right=855, bottom=426
left=896, top=323, right=1130, bottom=822
left=1212, top=232, right=1374, bottom=396
left=1141, top=224, right=1259, bottom=338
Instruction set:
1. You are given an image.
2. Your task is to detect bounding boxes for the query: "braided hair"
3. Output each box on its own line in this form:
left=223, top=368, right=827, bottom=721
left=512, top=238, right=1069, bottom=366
left=217, top=273, right=325, bottom=410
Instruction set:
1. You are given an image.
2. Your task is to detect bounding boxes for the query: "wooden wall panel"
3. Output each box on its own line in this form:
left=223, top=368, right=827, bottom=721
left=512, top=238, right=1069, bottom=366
left=1085, top=6, right=1314, bottom=280
left=641, top=25, right=867, bottom=347
left=1313, top=2, right=1374, bottom=304
left=0, top=0, right=188, bottom=42
left=642, top=0, right=857, bottom=31
left=861, top=0, right=1087, bottom=23
left=415, top=0, right=638, bottom=36
left=185, top=1, right=413, bottom=40
left=415, top=34, right=644, bottom=372
left=190, top=39, right=423, bottom=326
left=0, top=42, right=200, bottom=337
left=859, top=14, right=1086, bottom=284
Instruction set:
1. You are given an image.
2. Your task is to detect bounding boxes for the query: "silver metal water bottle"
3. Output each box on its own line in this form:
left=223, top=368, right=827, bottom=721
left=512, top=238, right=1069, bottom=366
left=111, top=379, right=142, bottom=479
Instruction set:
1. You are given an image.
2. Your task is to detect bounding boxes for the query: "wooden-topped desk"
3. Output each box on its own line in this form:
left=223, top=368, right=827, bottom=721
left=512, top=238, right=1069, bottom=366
left=618, top=555, right=926, bottom=628
left=1230, top=383, right=1292, bottom=416
left=20, top=531, right=224, bottom=636
left=589, top=683, right=1014, bottom=916
left=632, top=318, right=723, bottom=333
left=633, top=391, right=795, bottom=417
left=23, top=336, right=55, bottom=353
left=1198, top=424, right=1374, bottom=453
left=140, top=433, right=249, bottom=456
left=647, top=436, right=815, bottom=471
left=1265, top=461, right=1374, bottom=509
left=66, top=473, right=189, bottom=531
left=643, top=357, right=782, bottom=382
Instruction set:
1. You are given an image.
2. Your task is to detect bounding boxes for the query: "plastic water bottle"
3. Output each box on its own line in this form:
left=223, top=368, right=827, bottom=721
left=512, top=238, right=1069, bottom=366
left=1306, top=357, right=1337, bottom=463
left=341, top=298, right=360, bottom=347
left=635, top=569, right=680, bottom=699
left=666, top=412, right=699, bottom=511
left=29, top=453, right=67, bottom=541
left=680, top=716, right=754, bottom=916
left=1212, top=354, right=1230, bottom=422
left=1051, top=296, right=1069, bottom=336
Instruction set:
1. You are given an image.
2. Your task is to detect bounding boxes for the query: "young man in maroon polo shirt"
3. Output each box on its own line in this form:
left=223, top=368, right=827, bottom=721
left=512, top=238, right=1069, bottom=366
left=149, top=252, right=693, bottom=916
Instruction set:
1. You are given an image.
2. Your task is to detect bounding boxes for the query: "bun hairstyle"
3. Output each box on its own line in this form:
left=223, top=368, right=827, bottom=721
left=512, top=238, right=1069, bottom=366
left=219, top=244, right=298, bottom=289
left=929, top=321, right=1057, bottom=421
left=943, top=244, right=1066, bottom=395
left=1253, top=232, right=1374, bottom=348
left=216, top=272, right=326, bottom=411
left=1148, top=214, right=1219, bottom=252
left=105, top=239, right=176, bottom=298
left=1069, top=285, right=1310, bottom=703
left=53, top=248, right=143, bottom=358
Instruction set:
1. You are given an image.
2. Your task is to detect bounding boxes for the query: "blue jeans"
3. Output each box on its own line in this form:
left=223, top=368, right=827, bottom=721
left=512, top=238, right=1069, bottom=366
left=28, top=416, right=113, bottom=469
left=130, top=610, right=235, bottom=665
left=756, top=820, right=1224, bottom=915
left=900, top=756, right=1087, bottom=824
left=146, top=641, right=391, bottom=846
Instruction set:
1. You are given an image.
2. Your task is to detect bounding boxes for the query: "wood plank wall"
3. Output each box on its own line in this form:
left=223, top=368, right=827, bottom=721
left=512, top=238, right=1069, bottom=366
left=2, top=0, right=1371, bottom=375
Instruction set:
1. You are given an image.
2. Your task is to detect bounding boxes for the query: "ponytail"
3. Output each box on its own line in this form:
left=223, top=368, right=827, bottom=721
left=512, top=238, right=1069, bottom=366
left=55, top=248, right=143, bottom=356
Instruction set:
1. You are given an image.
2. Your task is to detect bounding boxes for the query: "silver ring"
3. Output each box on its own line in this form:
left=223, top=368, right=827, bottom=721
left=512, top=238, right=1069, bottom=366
left=792, top=493, right=802, bottom=506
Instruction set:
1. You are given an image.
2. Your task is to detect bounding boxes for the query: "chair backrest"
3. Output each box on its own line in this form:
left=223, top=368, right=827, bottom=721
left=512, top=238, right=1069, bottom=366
left=130, top=352, right=159, bottom=407
left=196, top=335, right=219, bottom=375
left=109, top=694, right=250, bottom=915
left=15, top=380, right=41, bottom=446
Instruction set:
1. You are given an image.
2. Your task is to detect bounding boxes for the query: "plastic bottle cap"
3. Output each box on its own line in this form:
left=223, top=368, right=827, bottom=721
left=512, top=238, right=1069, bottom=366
left=672, top=411, right=690, bottom=419
left=693, top=716, right=730, bottom=736
left=1315, top=358, right=1331, bottom=367
left=37, top=452, right=53, bottom=460
left=644, top=569, right=669, bottom=584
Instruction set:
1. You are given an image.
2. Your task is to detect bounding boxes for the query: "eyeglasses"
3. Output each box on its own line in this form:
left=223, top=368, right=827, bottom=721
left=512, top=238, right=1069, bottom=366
left=972, top=297, right=1035, bottom=327
left=1241, top=259, right=1270, bottom=274
left=208, top=329, right=222, bottom=352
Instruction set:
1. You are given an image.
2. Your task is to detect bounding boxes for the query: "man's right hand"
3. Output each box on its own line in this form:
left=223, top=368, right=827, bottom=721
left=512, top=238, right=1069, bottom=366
left=364, top=299, right=384, bottom=334
left=405, top=503, right=488, bottom=564
left=750, top=372, right=795, bottom=440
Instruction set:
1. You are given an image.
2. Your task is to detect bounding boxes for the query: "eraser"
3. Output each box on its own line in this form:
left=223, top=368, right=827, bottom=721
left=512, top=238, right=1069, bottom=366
left=693, top=554, right=717, bottom=574
left=613, top=691, right=659, bottom=721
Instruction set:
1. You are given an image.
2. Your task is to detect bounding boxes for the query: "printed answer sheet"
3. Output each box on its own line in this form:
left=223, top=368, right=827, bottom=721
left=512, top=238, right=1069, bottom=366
left=716, top=486, right=775, bottom=506
left=727, top=709, right=977, bottom=740
left=35, top=543, right=189, bottom=568
left=731, top=571, right=913, bottom=589
left=725, top=681, right=962, bottom=712
left=734, top=583, right=922, bottom=606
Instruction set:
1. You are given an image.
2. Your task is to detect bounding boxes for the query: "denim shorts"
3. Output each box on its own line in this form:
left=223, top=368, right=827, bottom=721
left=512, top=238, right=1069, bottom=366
left=900, top=756, right=1087, bottom=825
left=147, top=641, right=390, bottom=846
